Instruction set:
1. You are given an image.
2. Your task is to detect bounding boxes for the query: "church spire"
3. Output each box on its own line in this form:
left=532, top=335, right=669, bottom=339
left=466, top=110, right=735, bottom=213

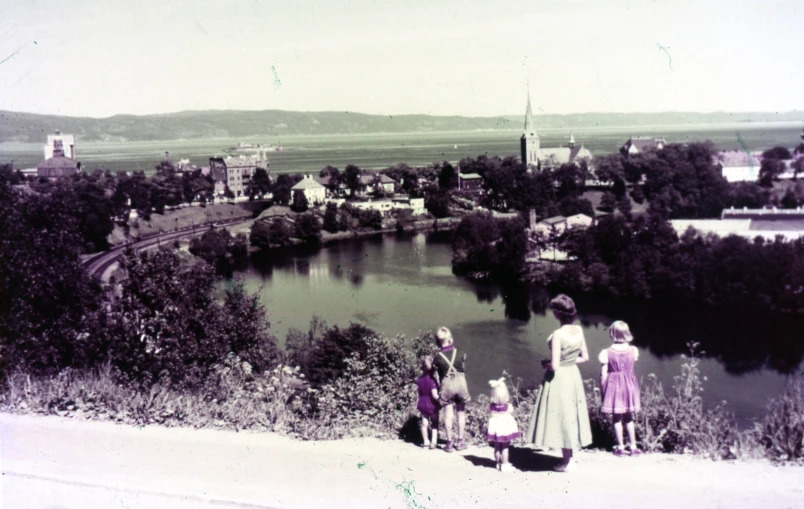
left=569, top=131, right=576, bottom=148
left=524, top=86, right=535, bottom=135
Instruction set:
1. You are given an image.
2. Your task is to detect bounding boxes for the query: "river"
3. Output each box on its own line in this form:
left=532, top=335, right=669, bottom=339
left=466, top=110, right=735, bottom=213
left=237, top=231, right=803, bottom=425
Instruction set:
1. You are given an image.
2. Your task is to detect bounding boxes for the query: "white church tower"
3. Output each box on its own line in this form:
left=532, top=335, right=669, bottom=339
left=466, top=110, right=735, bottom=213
left=520, top=90, right=540, bottom=170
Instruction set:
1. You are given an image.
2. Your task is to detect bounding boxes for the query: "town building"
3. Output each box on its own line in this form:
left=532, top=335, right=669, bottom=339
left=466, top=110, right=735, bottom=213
left=671, top=207, right=804, bottom=241
left=316, top=173, right=397, bottom=198
left=520, top=92, right=592, bottom=170
left=209, top=153, right=269, bottom=199
left=620, top=137, right=666, bottom=157
left=458, top=173, right=483, bottom=192
left=713, top=150, right=762, bottom=183
left=291, top=174, right=326, bottom=206
left=44, top=130, right=76, bottom=160
left=37, top=138, right=81, bottom=178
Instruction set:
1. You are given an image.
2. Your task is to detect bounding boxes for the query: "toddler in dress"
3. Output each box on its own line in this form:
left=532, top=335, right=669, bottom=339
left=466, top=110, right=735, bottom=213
left=599, top=321, right=642, bottom=456
left=486, top=377, right=520, bottom=472
left=416, top=356, right=440, bottom=449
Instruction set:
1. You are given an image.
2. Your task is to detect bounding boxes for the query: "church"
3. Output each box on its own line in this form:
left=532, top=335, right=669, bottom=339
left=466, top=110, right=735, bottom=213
left=520, top=92, right=592, bottom=171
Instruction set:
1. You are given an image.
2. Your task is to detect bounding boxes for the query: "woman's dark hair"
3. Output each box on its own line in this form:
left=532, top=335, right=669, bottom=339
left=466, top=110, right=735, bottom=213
left=550, top=294, right=577, bottom=325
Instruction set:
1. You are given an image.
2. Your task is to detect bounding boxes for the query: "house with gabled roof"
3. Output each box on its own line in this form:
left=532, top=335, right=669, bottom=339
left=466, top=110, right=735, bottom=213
left=621, top=137, right=666, bottom=157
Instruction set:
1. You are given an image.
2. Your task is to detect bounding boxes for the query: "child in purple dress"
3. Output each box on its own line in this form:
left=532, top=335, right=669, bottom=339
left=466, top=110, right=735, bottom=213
left=417, top=356, right=440, bottom=449
left=599, top=321, right=642, bottom=456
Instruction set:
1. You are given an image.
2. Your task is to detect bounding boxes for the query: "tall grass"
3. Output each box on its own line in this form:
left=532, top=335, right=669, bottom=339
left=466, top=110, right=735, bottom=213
left=2, top=339, right=802, bottom=462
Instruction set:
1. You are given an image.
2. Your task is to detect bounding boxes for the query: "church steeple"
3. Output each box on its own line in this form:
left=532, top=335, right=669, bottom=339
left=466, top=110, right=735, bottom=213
left=524, top=89, right=535, bottom=135
left=520, top=85, right=540, bottom=170
left=569, top=132, right=576, bottom=148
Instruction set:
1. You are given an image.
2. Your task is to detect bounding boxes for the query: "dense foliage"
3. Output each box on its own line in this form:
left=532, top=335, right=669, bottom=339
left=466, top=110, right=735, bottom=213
left=188, top=228, right=249, bottom=275
left=451, top=213, right=528, bottom=279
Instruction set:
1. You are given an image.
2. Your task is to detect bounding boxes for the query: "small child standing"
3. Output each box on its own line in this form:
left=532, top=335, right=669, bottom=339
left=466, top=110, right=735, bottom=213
left=416, top=356, right=440, bottom=449
left=486, top=377, right=520, bottom=472
left=599, top=321, right=642, bottom=456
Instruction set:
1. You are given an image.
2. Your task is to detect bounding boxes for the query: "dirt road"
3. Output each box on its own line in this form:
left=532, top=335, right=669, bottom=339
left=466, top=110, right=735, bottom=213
left=1, top=414, right=800, bottom=509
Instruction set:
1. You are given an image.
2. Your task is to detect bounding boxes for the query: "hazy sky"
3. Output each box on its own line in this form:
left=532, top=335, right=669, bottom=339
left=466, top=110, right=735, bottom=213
left=0, top=0, right=800, bottom=118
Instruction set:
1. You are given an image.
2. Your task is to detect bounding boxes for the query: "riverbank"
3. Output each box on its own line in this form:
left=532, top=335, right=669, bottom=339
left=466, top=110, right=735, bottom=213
left=3, top=413, right=801, bottom=509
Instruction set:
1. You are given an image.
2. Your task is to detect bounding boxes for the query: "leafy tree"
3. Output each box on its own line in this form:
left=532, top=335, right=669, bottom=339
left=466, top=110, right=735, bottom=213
left=323, top=202, right=339, bottom=233
left=438, top=162, right=458, bottom=190
left=451, top=213, right=500, bottom=275
left=762, top=146, right=793, bottom=160
left=759, top=159, right=786, bottom=187
left=189, top=228, right=248, bottom=275
left=106, top=250, right=278, bottom=387
left=599, top=192, right=617, bottom=213
left=295, top=212, right=322, bottom=243
left=395, top=209, right=413, bottom=233
left=343, top=164, right=364, bottom=197
left=272, top=174, right=296, bottom=205
left=291, top=190, right=309, bottom=212
left=781, top=190, right=798, bottom=209
left=792, top=157, right=804, bottom=180
left=553, top=163, right=587, bottom=199
left=0, top=163, right=23, bottom=185
left=360, top=210, right=383, bottom=230
left=559, top=196, right=595, bottom=218
left=494, top=216, right=528, bottom=279
left=424, top=187, right=450, bottom=218
left=248, top=168, right=272, bottom=199
left=591, top=154, right=625, bottom=183
left=630, top=185, right=646, bottom=204
left=0, top=184, right=104, bottom=375
left=617, top=195, right=633, bottom=219
left=319, top=165, right=342, bottom=195
left=250, top=217, right=293, bottom=249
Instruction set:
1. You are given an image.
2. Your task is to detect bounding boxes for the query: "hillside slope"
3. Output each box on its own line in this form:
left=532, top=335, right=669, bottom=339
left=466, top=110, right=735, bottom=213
left=2, top=109, right=803, bottom=142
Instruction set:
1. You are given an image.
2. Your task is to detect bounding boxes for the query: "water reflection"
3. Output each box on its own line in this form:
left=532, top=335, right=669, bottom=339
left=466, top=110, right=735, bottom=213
left=242, top=231, right=802, bottom=421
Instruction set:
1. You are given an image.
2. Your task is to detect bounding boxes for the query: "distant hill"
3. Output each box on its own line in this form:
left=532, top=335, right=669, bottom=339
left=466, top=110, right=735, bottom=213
left=1, top=109, right=802, bottom=143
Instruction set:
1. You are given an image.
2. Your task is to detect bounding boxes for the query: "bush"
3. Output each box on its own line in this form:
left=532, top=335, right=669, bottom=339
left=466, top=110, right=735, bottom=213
left=760, top=377, right=804, bottom=461
left=586, top=343, right=750, bottom=459
left=295, top=212, right=322, bottom=244
left=323, top=203, right=339, bottom=233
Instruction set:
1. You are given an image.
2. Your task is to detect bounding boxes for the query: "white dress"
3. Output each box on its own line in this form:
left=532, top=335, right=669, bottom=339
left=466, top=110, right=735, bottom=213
left=486, top=404, right=521, bottom=443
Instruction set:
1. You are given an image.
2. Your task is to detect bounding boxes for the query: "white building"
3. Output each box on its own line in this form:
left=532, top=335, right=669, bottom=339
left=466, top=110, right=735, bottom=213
left=291, top=174, right=326, bottom=206
left=44, top=130, right=76, bottom=160
left=714, top=150, right=762, bottom=183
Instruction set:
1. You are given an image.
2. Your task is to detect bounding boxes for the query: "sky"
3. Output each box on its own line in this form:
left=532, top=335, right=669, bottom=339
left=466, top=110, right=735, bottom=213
left=0, top=0, right=800, bottom=118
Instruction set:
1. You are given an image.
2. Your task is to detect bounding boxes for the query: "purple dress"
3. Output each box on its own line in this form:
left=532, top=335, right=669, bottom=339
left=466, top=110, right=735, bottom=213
left=417, top=375, right=440, bottom=418
left=601, top=347, right=641, bottom=414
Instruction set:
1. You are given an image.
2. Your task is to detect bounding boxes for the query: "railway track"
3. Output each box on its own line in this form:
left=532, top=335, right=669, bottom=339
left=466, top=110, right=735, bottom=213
left=83, top=217, right=252, bottom=281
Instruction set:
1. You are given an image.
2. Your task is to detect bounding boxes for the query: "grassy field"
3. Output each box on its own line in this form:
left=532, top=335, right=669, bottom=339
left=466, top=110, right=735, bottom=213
left=2, top=123, right=802, bottom=175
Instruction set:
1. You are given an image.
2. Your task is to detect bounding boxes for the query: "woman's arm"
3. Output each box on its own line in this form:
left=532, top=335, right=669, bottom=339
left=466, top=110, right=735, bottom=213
left=600, top=363, right=608, bottom=389
left=430, top=387, right=440, bottom=401
left=550, top=332, right=561, bottom=371
left=575, top=337, right=590, bottom=365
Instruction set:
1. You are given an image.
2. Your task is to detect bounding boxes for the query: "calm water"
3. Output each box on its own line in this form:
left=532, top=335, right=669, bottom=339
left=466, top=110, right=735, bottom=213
left=3, top=123, right=802, bottom=174
left=238, top=232, right=803, bottom=425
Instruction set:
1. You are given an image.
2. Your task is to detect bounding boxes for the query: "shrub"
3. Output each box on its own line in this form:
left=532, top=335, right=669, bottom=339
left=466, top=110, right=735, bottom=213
left=295, top=213, right=322, bottom=244
left=760, top=377, right=804, bottom=461
left=323, top=203, right=339, bottom=233
left=586, top=343, right=748, bottom=459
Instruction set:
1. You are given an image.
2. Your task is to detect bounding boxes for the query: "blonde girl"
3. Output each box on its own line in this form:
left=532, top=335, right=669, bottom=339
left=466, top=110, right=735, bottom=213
left=599, top=320, right=642, bottom=456
left=486, top=377, right=520, bottom=472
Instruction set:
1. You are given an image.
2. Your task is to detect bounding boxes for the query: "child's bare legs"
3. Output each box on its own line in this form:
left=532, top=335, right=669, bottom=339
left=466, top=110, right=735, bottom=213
left=430, top=415, right=439, bottom=447
left=561, top=448, right=573, bottom=466
left=624, top=412, right=637, bottom=451
left=456, top=404, right=466, bottom=442
left=612, top=414, right=625, bottom=450
left=500, top=444, right=509, bottom=465
left=419, top=414, right=430, bottom=446
left=493, top=442, right=502, bottom=467
left=443, top=404, right=454, bottom=444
